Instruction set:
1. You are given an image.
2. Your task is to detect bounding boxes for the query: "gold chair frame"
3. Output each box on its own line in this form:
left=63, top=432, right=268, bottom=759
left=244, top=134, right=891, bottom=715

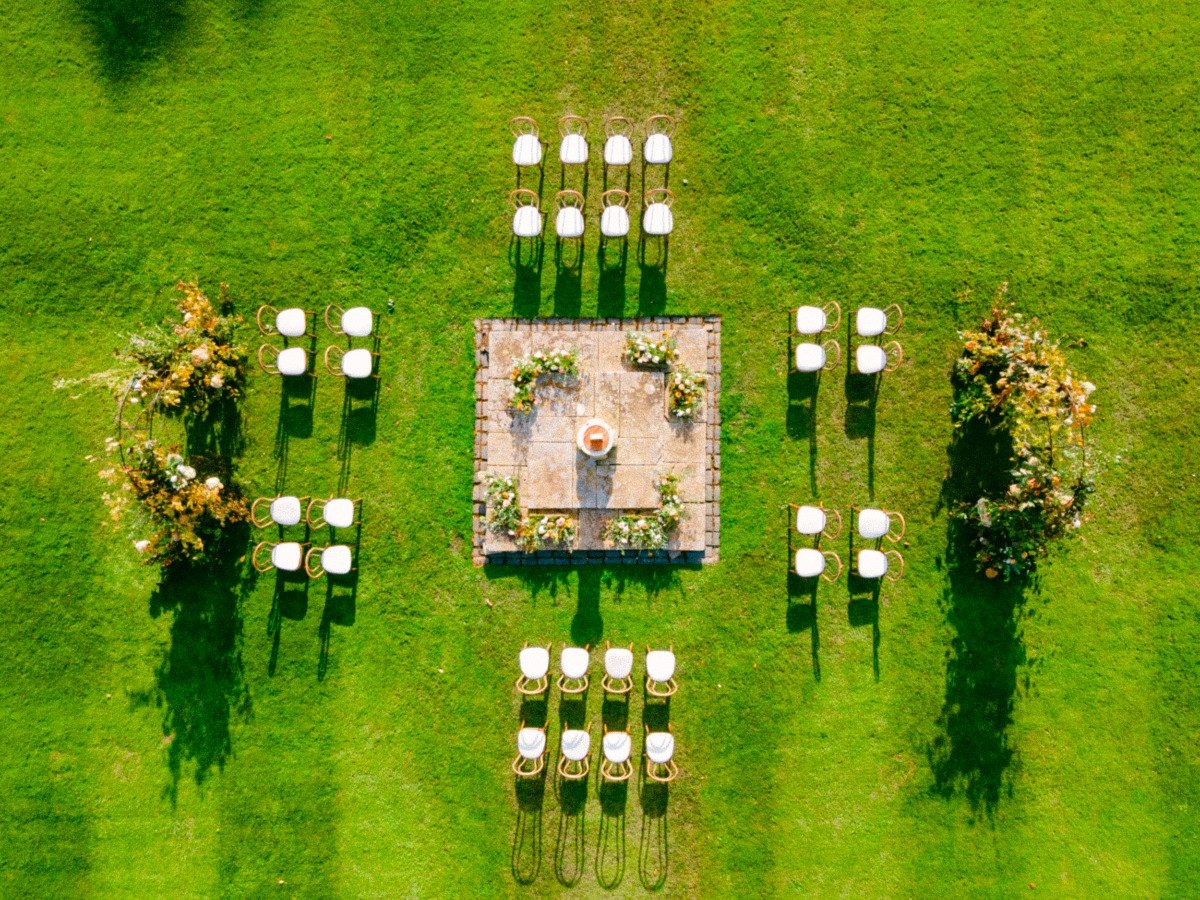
left=557, top=722, right=591, bottom=781
left=324, top=344, right=380, bottom=379
left=255, top=304, right=314, bottom=338
left=323, top=303, right=378, bottom=337
left=511, top=721, right=547, bottom=778
left=600, top=725, right=633, bottom=783
left=643, top=186, right=675, bottom=209
left=600, top=640, right=634, bottom=695
left=644, top=643, right=678, bottom=699
left=645, top=114, right=677, bottom=138
left=515, top=641, right=552, bottom=696
left=306, top=497, right=361, bottom=530
left=790, top=338, right=841, bottom=373
left=303, top=545, right=355, bottom=580
left=251, top=540, right=308, bottom=574
left=787, top=502, right=843, bottom=543
left=643, top=723, right=679, bottom=784
left=250, top=495, right=312, bottom=529
left=257, top=343, right=307, bottom=376
left=557, top=644, right=590, bottom=695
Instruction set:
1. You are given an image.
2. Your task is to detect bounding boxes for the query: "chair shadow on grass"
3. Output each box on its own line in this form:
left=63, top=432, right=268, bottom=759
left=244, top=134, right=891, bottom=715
left=928, top=417, right=1031, bottom=818
left=597, top=239, right=628, bottom=318
left=317, top=571, right=358, bottom=681
left=512, top=772, right=546, bottom=885
left=844, top=318, right=880, bottom=499
left=133, top=522, right=254, bottom=806
left=554, top=768, right=589, bottom=887
left=553, top=237, right=584, bottom=318
left=274, top=372, right=316, bottom=492
left=786, top=326, right=822, bottom=495
left=336, top=355, right=380, bottom=493
left=78, top=0, right=188, bottom=80
left=638, top=769, right=669, bottom=890
left=267, top=568, right=310, bottom=677
left=637, top=256, right=667, bottom=316
left=785, top=507, right=822, bottom=681
left=510, top=236, right=544, bottom=318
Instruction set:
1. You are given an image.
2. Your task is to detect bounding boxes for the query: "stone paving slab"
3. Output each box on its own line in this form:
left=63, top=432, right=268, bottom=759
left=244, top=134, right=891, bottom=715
left=473, top=317, right=721, bottom=565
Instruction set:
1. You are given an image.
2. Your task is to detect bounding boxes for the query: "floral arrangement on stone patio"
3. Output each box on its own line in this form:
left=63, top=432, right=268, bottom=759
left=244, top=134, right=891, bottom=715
left=950, top=287, right=1096, bottom=580
left=517, top=514, right=578, bottom=552
left=668, top=365, right=707, bottom=419
left=509, top=348, right=579, bottom=413
left=602, top=473, right=683, bottom=550
left=624, top=332, right=678, bottom=370
left=485, top=474, right=577, bottom=551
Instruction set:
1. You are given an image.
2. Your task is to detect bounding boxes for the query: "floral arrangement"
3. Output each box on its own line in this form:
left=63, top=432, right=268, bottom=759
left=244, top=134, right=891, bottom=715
left=624, top=333, right=677, bottom=370
left=602, top=473, right=684, bottom=550
left=509, top=348, right=580, bottom=413
left=485, top=474, right=522, bottom=535
left=950, top=288, right=1096, bottom=579
left=100, top=438, right=249, bottom=567
left=668, top=366, right=706, bottom=419
left=57, top=282, right=247, bottom=419
left=517, top=514, right=578, bottom=552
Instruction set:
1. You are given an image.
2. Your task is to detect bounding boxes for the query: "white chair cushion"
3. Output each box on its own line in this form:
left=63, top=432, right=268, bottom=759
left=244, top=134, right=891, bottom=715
left=600, top=205, right=630, bottom=238
left=856, top=344, right=887, bottom=375
left=794, top=504, right=827, bottom=535
left=857, top=508, right=891, bottom=540
left=603, top=731, right=631, bottom=764
left=512, top=133, right=543, bottom=167
left=645, top=731, right=675, bottom=764
left=272, top=542, right=303, bottom=571
left=794, top=305, right=827, bottom=335
left=322, top=544, right=353, bottom=575
left=794, top=548, right=827, bottom=578
left=643, top=203, right=674, bottom=236
left=560, top=729, right=591, bottom=761
left=517, top=727, right=546, bottom=760
left=341, top=348, right=374, bottom=379
left=519, top=646, right=550, bottom=680
left=858, top=549, right=889, bottom=579
left=512, top=205, right=543, bottom=238
left=323, top=498, right=356, bottom=529
left=605, top=646, right=634, bottom=680
left=341, top=306, right=374, bottom=337
left=794, top=343, right=826, bottom=373
left=275, top=307, right=307, bottom=337
left=643, top=132, right=673, bottom=164
left=560, top=646, right=590, bottom=679
left=560, top=133, right=589, bottom=164
left=270, top=495, right=303, bottom=527
left=276, top=347, right=308, bottom=376
left=555, top=206, right=585, bottom=239
left=856, top=307, right=887, bottom=337
left=646, top=650, right=675, bottom=683
left=603, top=134, right=633, bottom=166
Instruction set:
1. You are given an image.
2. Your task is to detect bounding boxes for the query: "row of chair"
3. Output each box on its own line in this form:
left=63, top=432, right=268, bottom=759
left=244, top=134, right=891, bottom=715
left=252, top=540, right=357, bottom=578
left=789, top=503, right=906, bottom=582
left=516, top=642, right=679, bottom=699
left=510, top=115, right=675, bottom=173
left=509, top=187, right=675, bottom=242
left=256, top=304, right=378, bottom=341
left=791, top=302, right=905, bottom=375
left=251, top=495, right=360, bottom=530
left=513, top=721, right=679, bottom=784
left=258, top=344, right=380, bottom=379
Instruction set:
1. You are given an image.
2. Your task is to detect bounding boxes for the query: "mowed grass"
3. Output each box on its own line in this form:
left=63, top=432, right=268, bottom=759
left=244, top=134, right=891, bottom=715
left=1, top=0, right=1198, bottom=895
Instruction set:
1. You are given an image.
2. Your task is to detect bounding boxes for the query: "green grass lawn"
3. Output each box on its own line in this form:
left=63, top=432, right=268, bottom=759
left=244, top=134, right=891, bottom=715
left=2, top=0, right=1199, bottom=895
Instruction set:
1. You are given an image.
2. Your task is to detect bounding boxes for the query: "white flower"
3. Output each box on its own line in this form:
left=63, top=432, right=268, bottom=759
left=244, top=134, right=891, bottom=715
left=209, top=373, right=224, bottom=388
left=191, top=345, right=210, bottom=364
left=134, top=539, right=150, bottom=553
left=178, top=465, right=196, bottom=481
left=205, top=476, right=223, bottom=491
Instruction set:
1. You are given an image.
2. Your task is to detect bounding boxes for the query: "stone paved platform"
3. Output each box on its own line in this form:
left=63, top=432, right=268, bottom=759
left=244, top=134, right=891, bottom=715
left=473, top=317, right=721, bottom=565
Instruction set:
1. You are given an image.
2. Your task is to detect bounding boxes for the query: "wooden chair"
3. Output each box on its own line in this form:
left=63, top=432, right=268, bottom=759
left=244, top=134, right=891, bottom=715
left=250, top=495, right=308, bottom=529
left=510, top=116, right=545, bottom=168
left=558, top=115, right=589, bottom=166
left=645, top=646, right=677, bottom=699
left=558, top=645, right=590, bottom=695
left=855, top=341, right=902, bottom=375
left=558, top=723, right=591, bottom=780
left=251, top=540, right=306, bottom=574
left=644, top=723, right=679, bottom=784
left=516, top=642, right=552, bottom=695
left=855, top=304, right=904, bottom=338
left=599, top=189, right=631, bottom=241
left=601, top=726, right=633, bottom=782
left=642, top=187, right=675, bottom=237
left=509, top=188, right=543, bottom=239
left=601, top=641, right=634, bottom=695
left=306, top=497, right=360, bottom=531
left=789, top=502, right=842, bottom=542
left=854, top=507, right=907, bottom=544
left=602, top=116, right=635, bottom=167
left=792, top=339, right=840, bottom=374
left=856, top=548, right=904, bottom=582
left=324, top=304, right=376, bottom=338
left=553, top=189, right=586, bottom=241
left=794, top=300, right=841, bottom=336
left=793, top=547, right=843, bottom=583
left=256, top=304, right=313, bottom=339
left=643, top=115, right=676, bottom=167
left=512, top=722, right=547, bottom=777
left=324, top=345, right=379, bottom=380
left=257, top=344, right=308, bottom=376
left=304, top=544, right=355, bottom=579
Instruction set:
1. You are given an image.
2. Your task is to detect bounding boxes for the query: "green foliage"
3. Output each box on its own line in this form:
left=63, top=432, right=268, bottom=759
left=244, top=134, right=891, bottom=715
left=483, top=473, right=520, bottom=535
left=508, top=348, right=579, bottom=413
left=951, top=290, right=1097, bottom=579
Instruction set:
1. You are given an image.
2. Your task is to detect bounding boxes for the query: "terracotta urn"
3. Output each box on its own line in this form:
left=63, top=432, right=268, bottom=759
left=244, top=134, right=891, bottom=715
left=576, top=418, right=616, bottom=459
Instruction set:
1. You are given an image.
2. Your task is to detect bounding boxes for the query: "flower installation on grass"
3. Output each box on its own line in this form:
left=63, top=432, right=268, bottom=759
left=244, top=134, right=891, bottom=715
left=668, top=365, right=707, bottom=419
left=100, top=440, right=249, bottom=567
left=602, top=473, right=684, bottom=550
left=950, top=287, right=1096, bottom=580
left=624, top=332, right=678, bottom=370
left=485, top=474, right=577, bottom=551
left=509, top=348, right=579, bottom=413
